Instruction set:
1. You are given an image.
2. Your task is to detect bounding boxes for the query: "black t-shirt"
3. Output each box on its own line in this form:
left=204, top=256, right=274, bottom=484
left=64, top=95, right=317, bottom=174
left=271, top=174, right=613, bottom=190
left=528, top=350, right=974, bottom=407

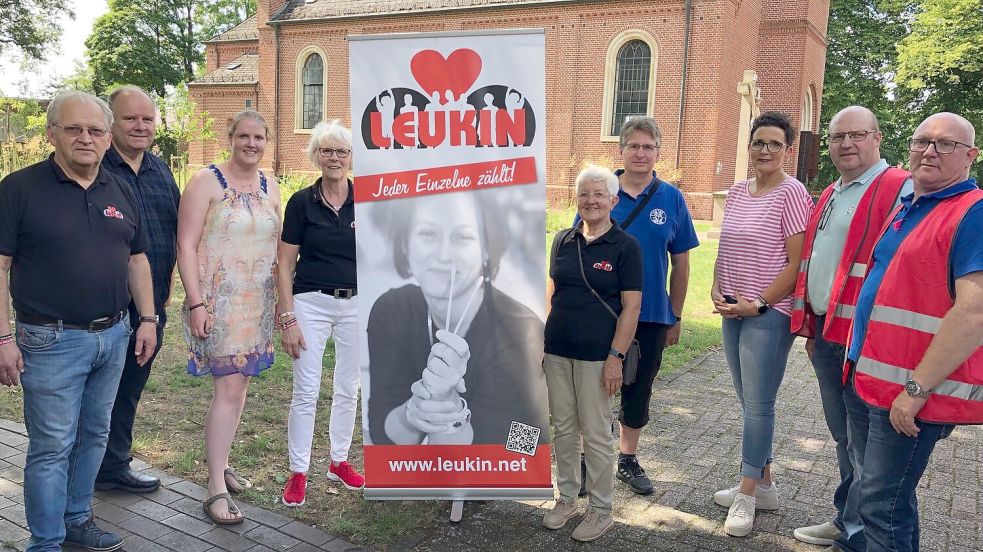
left=280, top=180, right=357, bottom=294
left=367, top=284, right=549, bottom=445
left=0, top=156, right=147, bottom=323
left=545, top=222, right=643, bottom=361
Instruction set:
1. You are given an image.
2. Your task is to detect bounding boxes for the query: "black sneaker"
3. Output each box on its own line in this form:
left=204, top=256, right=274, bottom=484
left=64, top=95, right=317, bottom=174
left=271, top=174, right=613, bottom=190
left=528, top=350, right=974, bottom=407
left=617, top=456, right=654, bottom=495
left=64, top=517, right=124, bottom=551
left=578, top=455, right=588, bottom=497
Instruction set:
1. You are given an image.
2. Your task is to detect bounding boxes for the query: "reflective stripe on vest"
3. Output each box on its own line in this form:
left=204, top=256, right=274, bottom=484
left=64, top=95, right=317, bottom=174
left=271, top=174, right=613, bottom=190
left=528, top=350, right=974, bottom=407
left=849, top=263, right=867, bottom=278
left=833, top=303, right=854, bottom=319
left=869, top=305, right=942, bottom=334
left=856, top=357, right=983, bottom=401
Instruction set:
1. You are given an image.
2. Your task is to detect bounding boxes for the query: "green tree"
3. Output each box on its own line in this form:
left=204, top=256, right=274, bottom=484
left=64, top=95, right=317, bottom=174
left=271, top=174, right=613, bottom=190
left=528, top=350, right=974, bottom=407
left=0, top=0, right=73, bottom=60
left=896, top=0, right=983, bottom=179
left=156, top=83, right=215, bottom=163
left=817, top=0, right=912, bottom=188
left=84, top=0, right=255, bottom=98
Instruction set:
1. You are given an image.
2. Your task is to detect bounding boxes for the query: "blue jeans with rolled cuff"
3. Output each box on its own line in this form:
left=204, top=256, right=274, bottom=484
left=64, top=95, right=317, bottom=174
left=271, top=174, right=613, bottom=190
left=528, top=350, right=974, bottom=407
left=17, top=317, right=131, bottom=552
left=721, top=308, right=796, bottom=480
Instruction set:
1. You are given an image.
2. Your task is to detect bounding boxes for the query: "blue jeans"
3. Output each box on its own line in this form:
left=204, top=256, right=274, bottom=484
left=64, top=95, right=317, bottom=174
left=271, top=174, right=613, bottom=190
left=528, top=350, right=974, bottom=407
left=837, top=372, right=872, bottom=552
left=18, top=317, right=131, bottom=552
left=858, top=405, right=953, bottom=552
left=721, top=309, right=796, bottom=479
left=810, top=316, right=856, bottom=530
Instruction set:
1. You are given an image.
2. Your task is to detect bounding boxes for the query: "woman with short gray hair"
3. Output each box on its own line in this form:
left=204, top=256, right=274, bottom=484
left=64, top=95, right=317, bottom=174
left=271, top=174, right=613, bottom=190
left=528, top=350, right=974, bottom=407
left=276, top=119, right=364, bottom=506
left=542, top=165, right=642, bottom=542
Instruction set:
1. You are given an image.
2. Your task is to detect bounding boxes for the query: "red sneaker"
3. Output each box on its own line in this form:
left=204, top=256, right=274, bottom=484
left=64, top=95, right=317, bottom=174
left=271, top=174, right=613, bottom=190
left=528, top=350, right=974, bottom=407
left=327, top=461, right=365, bottom=490
left=281, top=472, right=307, bottom=507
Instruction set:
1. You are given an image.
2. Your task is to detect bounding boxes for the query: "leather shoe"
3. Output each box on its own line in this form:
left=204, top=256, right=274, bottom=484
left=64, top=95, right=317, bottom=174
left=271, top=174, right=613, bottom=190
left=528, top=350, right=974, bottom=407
left=95, top=467, right=161, bottom=493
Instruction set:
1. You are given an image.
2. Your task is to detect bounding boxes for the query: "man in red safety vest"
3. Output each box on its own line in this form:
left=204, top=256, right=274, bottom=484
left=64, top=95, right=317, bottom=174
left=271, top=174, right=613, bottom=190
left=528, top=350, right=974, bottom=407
left=791, top=106, right=911, bottom=551
left=843, top=112, right=982, bottom=552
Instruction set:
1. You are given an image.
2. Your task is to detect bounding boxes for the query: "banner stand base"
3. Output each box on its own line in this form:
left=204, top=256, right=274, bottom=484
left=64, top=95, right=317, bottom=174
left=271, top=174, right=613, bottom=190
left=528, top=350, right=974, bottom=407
left=450, top=500, right=464, bottom=523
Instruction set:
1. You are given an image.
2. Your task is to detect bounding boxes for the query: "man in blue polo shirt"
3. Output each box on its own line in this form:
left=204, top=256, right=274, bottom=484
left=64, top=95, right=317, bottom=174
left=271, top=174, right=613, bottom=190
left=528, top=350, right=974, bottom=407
left=840, top=112, right=983, bottom=552
left=578, top=116, right=699, bottom=494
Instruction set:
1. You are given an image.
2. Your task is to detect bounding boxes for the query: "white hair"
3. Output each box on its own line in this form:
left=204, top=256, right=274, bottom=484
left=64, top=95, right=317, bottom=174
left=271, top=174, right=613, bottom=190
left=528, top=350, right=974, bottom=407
left=306, top=119, right=353, bottom=167
left=575, top=165, right=619, bottom=196
left=46, top=91, right=113, bottom=130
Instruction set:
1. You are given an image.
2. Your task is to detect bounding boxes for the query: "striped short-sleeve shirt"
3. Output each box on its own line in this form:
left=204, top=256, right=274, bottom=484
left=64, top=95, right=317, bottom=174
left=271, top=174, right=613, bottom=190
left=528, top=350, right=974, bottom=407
left=717, top=175, right=814, bottom=314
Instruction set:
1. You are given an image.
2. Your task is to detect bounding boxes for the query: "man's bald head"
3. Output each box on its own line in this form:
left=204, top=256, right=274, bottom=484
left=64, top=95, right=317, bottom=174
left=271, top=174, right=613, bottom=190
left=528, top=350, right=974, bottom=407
left=828, top=105, right=883, bottom=182
left=909, top=112, right=979, bottom=197
left=830, top=106, right=880, bottom=132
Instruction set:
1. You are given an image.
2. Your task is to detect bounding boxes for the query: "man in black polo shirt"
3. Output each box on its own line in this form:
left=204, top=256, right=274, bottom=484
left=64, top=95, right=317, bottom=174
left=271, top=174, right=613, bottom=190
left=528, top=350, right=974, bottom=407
left=95, top=86, right=180, bottom=495
left=0, top=91, right=157, bottom=552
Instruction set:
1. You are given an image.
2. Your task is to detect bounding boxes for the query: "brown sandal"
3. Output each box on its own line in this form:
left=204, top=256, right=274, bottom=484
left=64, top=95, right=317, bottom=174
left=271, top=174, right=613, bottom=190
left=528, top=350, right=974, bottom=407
left=224, top=467, right=252, bottom=494
left=203, top=492, right=244, bottom=525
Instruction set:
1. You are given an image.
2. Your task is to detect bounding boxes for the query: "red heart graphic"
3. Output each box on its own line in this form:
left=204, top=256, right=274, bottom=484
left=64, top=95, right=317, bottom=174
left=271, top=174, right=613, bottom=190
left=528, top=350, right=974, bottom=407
left=410, top=49, right=482, bottom=104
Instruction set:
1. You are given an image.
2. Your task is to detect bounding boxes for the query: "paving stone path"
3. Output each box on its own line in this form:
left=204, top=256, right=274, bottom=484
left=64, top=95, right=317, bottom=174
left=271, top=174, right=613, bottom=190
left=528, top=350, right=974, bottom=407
left=1, top=344, right=980, bottom=551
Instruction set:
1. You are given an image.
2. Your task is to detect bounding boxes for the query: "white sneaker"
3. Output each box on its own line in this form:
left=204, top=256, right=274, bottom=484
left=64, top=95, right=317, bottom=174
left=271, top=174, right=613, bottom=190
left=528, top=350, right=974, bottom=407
left=724, top=492, right=756, bottom=537
left=713, top=482, right=779, bottom=511
left=794, top=520, right=842, bottom=545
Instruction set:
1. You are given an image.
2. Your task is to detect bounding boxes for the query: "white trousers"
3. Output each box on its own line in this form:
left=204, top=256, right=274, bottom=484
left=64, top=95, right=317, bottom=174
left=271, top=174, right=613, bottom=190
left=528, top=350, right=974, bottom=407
left=287, top=292, right=360, bottom=471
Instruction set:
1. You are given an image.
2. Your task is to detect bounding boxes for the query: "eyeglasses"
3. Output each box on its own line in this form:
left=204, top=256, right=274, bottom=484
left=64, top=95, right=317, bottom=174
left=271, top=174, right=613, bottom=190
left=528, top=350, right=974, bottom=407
left=908, top=138, right=974, bottom=154
left=319, top=147, right=351, bottom=158
left=623, top=143, right=660, bottom=153
left=829, top=130, right=878, bottom=143
left=51, top=124, right=108, bottom=138
left=749, top=140, right=786, bottom=152
left=817, top=195, right=836, bottom=231
left=577, top=191, right=612, bottom=202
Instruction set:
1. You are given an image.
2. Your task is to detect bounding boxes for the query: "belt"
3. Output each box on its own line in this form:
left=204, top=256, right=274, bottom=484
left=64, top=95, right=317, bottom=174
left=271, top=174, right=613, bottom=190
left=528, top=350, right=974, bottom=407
left=17, top=311, right=126, bottom=332
left=316, top=288, right=357, bottom=299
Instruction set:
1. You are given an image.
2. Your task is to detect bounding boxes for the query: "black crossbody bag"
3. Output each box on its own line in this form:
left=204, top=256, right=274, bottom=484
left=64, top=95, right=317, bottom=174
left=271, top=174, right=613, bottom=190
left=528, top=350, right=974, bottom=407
left=574, top=236, right=641, bottom=385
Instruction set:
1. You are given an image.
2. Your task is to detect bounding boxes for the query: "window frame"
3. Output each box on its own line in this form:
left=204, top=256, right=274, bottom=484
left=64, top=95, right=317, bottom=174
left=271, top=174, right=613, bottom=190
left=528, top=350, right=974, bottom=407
left=294, top=45, right=328, bottom=134
left=601, top=30, right=659, bottom=142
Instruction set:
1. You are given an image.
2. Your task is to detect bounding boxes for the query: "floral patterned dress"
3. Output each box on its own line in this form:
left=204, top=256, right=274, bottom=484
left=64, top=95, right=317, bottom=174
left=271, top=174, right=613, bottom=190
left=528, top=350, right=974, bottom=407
left=184, top=164, right=279, bottom=377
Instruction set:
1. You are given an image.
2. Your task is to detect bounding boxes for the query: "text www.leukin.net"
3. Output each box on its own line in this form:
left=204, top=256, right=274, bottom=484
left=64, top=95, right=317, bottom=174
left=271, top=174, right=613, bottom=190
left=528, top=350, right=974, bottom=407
left=388, top=457, right=530, bottom=472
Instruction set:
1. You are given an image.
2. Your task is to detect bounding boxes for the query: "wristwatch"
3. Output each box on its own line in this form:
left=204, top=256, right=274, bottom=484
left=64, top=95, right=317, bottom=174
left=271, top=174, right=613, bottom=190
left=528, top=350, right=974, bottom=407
left=139, top=314, right=159, bottom=326
left=905, top=378, right=932, bottom=399
left=753, top=297, right=770, bottom=314
left=609, top=347, right=626, bottom=361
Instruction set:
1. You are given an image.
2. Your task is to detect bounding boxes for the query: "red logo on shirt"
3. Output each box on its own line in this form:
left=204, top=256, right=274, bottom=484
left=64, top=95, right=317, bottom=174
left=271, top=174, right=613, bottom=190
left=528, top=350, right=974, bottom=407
left=593, top=261, right=613, bottom=272
left=103, top=205, right=124, bottom=220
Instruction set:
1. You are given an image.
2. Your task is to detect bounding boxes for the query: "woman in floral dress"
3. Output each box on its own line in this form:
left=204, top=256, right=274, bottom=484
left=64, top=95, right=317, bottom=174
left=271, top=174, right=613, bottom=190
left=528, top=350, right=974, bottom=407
left=177, top=110, right=280, bottom=524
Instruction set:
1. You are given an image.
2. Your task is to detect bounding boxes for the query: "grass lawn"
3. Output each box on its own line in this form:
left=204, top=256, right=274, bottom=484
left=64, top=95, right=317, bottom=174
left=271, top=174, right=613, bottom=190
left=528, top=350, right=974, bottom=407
left=0, top=214, right=721, bottom=546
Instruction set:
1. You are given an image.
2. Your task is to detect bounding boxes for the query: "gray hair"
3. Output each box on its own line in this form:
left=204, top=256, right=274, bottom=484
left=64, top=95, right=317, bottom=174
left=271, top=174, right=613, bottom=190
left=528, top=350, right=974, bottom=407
left=46, top=91, right=113, bottom=130
left=107, top=86, right=156, bottom=112
left=306, top=119, right=353, bottom=166
left=575, top=165, right=619, bottom=196
left=227, top=109, right=269, bottom=139
left=619, top=116, right=662, bottom=149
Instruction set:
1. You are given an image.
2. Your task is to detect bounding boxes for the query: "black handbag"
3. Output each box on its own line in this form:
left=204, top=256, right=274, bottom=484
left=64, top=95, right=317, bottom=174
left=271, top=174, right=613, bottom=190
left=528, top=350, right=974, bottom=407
left=574, top=236, right=641, bottom=385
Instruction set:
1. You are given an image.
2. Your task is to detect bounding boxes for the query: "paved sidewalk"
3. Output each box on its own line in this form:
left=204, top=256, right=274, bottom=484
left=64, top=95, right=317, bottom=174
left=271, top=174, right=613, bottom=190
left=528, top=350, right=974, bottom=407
left=405, top=345, right=982, bottom=551
left=1, top=345, right=980, bottom=551
left=0, top=421, right=359, bottom=552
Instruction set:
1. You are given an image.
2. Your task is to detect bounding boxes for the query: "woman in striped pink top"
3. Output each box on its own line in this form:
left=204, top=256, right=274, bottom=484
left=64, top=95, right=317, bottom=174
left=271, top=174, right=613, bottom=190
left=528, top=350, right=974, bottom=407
left=710, top=112, right=814, bottom=538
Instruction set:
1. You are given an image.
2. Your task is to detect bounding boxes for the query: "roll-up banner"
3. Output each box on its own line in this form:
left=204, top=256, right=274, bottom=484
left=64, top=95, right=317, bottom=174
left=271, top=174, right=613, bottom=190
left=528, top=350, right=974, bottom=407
left=350, top=29, right=551, bottom=500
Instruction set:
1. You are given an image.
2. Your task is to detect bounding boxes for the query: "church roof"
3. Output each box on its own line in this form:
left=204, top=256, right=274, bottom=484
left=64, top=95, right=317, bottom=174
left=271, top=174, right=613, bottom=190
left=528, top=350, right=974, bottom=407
left=271, top=0, right=571, bottom=22
left=189, top=54, right=259, bottom=86
left=205, top=15, right=258, bottom=43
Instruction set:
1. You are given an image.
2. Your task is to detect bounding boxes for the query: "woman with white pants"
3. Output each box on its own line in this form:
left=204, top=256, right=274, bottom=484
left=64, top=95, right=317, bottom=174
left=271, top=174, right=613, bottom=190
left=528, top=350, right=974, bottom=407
left=276, top=120, right=363, bottom=507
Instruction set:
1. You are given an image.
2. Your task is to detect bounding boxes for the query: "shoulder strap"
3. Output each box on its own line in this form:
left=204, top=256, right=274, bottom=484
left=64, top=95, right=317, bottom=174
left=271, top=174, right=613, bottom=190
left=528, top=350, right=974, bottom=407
left=620, top=178, right=662, bottom=229
left=207, top=164, right=228, bottom=190
left=575, top=236, right=619, bottom=322
left=259, top=171, right=268, bottom=194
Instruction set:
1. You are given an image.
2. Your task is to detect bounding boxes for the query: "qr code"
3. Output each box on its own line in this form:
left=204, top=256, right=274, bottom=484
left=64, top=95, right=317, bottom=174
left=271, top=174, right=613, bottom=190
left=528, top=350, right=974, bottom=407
left=505, top=421, right=540, bottom=456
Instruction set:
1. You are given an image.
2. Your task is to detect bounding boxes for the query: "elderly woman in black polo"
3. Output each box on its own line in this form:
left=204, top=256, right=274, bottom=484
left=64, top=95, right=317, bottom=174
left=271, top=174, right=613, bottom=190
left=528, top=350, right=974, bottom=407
left=543, top=165, right=643, bottom=543
left=276, top=120, right=364, bottom=507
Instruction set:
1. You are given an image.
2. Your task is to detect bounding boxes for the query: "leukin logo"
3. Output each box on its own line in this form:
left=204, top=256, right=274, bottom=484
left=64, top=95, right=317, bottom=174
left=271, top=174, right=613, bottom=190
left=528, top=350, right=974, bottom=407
left=361, top=48, right=537, bottom=150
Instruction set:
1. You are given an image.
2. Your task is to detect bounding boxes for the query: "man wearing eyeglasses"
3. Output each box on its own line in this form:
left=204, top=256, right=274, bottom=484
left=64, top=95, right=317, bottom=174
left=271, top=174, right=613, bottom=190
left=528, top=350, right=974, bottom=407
left=790, top=106, right=913, bottom=550
left=843, top=112, right=982, bottom=552
left=94, top=86, right=181, bottom=496
left=573, top=116, right=699, bottom=496
left=0, top=91, right=156, bottom=551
